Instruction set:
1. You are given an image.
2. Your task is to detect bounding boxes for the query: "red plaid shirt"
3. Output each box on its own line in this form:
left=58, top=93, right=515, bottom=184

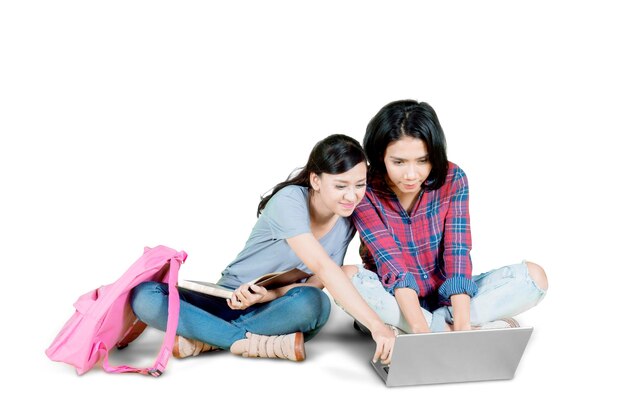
left=353, top=162, right=477, bottom=308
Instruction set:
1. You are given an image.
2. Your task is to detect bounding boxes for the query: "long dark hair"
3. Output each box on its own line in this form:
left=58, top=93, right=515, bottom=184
left=363, top=99, right=448, bottom=191
left=257, top=134, right=366, bottom=216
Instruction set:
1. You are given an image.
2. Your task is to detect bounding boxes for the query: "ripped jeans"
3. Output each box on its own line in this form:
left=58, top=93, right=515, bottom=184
left=344, top=261, right=546, bottom=333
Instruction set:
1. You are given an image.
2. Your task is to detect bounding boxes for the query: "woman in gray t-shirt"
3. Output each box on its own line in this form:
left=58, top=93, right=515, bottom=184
left=131, top=135, right=395, bottom=363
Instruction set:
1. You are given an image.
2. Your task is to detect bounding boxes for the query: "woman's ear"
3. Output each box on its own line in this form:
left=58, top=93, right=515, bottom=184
left=310, top=172, right=321, bottom=191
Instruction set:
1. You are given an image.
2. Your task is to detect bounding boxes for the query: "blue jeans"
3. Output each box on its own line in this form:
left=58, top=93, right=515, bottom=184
left=347, top=261, right=547, bottom=333
left=130, top=282, right=331, bottom=349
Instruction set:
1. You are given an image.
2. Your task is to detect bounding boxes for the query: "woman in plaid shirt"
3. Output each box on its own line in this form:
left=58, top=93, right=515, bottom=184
left=347, top=100, right=548, bottom=333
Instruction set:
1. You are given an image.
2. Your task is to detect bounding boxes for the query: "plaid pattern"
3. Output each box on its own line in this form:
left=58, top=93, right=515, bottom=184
left=353, top=162, right=478, bottom=307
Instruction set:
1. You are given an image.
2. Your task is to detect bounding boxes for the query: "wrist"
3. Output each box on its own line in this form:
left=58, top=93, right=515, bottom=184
left=367, top=319, right=388, bottom=334
left=450, top=293, right=471, bottom=327
left=407, top=314, right=430, bottom=334
left=409, top=324, right=430, bottom=334
left=452, top=319, right=471, bottom=331
left=261, top=289, right=277, bottom=302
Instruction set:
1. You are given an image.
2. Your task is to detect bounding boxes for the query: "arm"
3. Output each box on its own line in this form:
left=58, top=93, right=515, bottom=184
left=353, top=193, right=429, bottom=332
left=227, top=276, right=323, bottom=308
left=437, top=168, right=477, bottom=329
left=451, top=294, right=471, bottom=331
left=260, top=275, right=324, bottom=302
left=287, top=233, right=395, bottom=364
left=394, top=288, right=431, bottom=333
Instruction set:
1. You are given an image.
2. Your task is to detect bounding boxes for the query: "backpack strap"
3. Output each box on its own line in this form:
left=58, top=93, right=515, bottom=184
left=100, top=253, right=184, bottom=377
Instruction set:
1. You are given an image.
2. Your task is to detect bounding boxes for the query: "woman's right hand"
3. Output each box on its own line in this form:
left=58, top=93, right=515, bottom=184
left=370, top=322, right=396, bottom=365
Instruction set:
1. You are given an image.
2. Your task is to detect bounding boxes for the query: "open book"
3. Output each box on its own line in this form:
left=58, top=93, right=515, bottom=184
left=177, top=268, right=312, bottom=299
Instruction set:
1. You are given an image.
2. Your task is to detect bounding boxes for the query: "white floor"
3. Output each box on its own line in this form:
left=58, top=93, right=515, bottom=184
left=3, top=2, right=624, bottom=415
left=17, top=290, right=614, bottom=417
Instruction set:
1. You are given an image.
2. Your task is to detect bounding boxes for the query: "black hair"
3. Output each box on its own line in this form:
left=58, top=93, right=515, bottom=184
left=257, top=134, right=366, bottom=216
left=363, top=99, right=448, bottom=190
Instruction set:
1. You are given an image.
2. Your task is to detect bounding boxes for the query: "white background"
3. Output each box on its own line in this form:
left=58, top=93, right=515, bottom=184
left=1, top=1, right=624, bottom=415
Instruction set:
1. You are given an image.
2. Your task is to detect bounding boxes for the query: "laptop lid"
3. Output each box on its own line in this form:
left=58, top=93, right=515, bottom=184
left=372, top=327, right=533, bottom=387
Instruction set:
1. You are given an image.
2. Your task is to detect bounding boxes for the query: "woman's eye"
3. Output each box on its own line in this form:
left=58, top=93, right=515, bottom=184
left=336, top=185, right=346, bottom=190
left=356, top=184, right=366, bottom=188
left=394, top=160, right=404, bottom=165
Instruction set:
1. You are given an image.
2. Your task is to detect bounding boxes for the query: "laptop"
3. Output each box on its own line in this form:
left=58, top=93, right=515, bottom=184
left=372, top=327, right=533, bottom=387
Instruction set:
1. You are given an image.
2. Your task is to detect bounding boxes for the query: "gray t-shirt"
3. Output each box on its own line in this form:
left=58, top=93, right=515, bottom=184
left=218, top=185, right=355, bottom=289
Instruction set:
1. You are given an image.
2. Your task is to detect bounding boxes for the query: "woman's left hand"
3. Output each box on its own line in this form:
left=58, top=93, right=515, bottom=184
left=227, top=284, right=268, bottom=310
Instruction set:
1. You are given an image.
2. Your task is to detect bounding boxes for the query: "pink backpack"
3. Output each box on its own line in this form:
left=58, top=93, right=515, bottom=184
left=45, top=245, right=186, bottom=377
